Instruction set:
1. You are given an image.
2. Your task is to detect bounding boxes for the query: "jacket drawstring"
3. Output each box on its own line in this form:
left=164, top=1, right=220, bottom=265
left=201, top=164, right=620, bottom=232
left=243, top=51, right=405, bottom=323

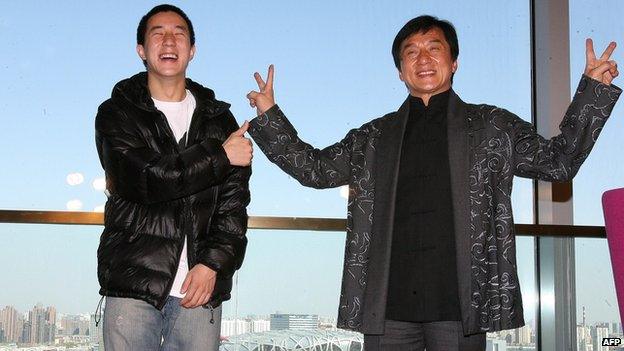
left=209, top=305, right=215, bottom=324
left=94, top=296, right=105, bottom=327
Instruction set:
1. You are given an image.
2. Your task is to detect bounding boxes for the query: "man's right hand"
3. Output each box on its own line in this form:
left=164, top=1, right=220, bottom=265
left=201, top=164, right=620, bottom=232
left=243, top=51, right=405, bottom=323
left=222, top=121, right=253, bottom=166
left=247, top=64, right=276, bottom=115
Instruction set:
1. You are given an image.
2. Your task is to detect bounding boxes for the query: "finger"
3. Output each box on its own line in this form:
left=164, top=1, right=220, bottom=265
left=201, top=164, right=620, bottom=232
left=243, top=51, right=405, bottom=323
left=189, top=288, right=206, bottom=308
left=180, top=274, right=192, bottom=294
left=249, top=99, right=256, bottom=108
left=239, top=120, right=250, bottom=134
left=247, top=91, right=260, bottom=100
left=232, top=120, right=250, bottom=136
left=591, top=61, right=617, bottom=77
left=604, top=69, right=618, bottom=85
left=254, top=72, right=266, bottom=90
left=202, top=293, right=211, bottom=306
left=603, top=73, right=613, bottom=85
left=195, top=292, right=209, bottom=307
left=586, top=38, right=596, bottom=62
left=600, top=41, right=617, bottom=61
left=266, top=64, right=274, bottom=90
left=181, top=284, right=199, bottom=307
left=608, top=60, right=618, bottom=74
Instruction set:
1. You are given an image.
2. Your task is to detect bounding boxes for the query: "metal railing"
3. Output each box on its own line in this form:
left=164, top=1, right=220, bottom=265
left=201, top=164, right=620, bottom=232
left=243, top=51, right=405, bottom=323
left=0, top=210, right=606, bottom=237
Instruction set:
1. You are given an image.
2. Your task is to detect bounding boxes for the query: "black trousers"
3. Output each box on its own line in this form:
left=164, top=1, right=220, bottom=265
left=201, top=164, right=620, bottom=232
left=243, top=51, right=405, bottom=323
left=364, top=320, right=486, bottom=351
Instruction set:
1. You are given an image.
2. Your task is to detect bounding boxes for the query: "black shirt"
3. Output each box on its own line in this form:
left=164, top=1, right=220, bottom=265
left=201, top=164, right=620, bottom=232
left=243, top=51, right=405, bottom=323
left=385, top=90, right=462, bottom=322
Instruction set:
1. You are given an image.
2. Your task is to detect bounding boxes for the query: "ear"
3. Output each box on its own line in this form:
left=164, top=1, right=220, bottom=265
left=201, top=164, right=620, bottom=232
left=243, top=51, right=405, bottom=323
left=398, top=68, right=405, bottom=83
left=136, top=44, right=146, bottom=61
left=189, top=45, right=196, bottom=61
left=452, top=60, right=458, bottom=73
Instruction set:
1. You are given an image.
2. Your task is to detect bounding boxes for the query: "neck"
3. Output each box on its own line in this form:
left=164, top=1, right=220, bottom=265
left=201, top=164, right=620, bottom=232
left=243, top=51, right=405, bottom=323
left=417, top=94, right=433, bottom=106
left=410, top=89, right=451, bottom=107
left=147, top=73, right=187, bottom=102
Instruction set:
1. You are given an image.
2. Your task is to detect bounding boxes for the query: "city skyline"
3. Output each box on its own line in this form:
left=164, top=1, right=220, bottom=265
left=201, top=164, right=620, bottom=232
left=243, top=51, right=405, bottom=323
left=3, top=302, right=623, bottom=350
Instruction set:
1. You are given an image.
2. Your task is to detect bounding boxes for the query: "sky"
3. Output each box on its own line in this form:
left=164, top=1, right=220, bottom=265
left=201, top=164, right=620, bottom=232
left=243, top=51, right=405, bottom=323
left=0, top=0, right=621, bottom=327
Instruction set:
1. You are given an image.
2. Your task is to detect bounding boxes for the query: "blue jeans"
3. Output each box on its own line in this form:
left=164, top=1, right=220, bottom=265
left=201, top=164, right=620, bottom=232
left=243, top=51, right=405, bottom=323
left=103, top=296, right=222, bottom=351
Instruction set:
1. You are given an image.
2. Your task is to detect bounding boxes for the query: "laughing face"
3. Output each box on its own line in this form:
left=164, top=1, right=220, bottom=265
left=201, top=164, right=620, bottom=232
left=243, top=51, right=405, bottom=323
left=398, top=27, right=457, bottom=103
left=136, top=11, right=195, bottom=80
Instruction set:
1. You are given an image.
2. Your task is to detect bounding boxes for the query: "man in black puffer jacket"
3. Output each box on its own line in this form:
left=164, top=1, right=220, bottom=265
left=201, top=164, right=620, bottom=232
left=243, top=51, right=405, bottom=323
left=95, top=4, right=251, bottom=350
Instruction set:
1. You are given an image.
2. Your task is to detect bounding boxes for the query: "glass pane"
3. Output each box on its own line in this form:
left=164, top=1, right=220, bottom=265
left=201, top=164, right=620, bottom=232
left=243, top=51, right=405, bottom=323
left=0, top=0, right=532, bottom=218
left=222, top=229, right=364, bottom=349
left=575, top=238, right=622, bottom=351
left=570, top=0, right=623, bottom=349
left=0, top=224, right=102, bottom=348
left=570, top=0, right=624, bottom=226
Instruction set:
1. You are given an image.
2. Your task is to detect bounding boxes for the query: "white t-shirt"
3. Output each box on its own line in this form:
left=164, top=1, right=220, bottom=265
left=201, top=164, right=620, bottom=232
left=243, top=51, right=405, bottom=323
left=152, top=90, right=196, bottom=298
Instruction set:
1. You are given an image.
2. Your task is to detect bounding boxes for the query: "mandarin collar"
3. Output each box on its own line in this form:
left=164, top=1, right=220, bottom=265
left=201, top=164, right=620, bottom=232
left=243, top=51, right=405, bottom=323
left=408, top=89, right=451, bottom=115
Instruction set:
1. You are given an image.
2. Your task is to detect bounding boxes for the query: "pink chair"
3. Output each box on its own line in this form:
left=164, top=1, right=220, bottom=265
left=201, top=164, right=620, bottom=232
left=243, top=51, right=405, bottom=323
left=603, top=187, right=624, bottom=325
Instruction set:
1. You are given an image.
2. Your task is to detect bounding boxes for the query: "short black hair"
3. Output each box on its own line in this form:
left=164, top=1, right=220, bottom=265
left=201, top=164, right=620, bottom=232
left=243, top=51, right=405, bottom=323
left=136, top=4, right=195, bottom=46
left=391, top=15, right=459, bottom=71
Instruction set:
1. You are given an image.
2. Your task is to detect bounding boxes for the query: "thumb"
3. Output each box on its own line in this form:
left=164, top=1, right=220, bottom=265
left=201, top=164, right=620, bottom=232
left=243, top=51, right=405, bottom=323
left=234, top=120, right=250, bottom=135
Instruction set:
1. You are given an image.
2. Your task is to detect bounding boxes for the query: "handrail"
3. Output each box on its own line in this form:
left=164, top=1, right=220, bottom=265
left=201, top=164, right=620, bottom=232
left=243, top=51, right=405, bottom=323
left=0, top=210, right=606, bottom=237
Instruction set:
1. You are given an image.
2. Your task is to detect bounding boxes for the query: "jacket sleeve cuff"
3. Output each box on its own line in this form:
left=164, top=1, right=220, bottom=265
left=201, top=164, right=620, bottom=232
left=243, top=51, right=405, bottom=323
left=249, top=104, right=297, bottom=135
left=197, top=249, right=236, bottom=279
left=577, top=74, right=622, bottom=99
left=199, top=138, right=231, bottom=177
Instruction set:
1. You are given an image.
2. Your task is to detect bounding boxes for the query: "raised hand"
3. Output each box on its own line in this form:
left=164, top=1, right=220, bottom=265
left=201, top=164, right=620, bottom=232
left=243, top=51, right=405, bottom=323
left=222, top=121, right=253, bottom=166
left=585, top=38, right=619, bottom=85
left=247, top=64, right=276, bottom=115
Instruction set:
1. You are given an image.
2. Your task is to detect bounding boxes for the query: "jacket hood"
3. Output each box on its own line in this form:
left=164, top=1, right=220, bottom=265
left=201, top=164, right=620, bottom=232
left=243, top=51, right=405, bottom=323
left=111, top=72, right=230, bottom=117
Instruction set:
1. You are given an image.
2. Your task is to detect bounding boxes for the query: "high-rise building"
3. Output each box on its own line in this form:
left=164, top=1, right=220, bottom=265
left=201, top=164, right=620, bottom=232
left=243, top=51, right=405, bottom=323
left=221, top=319, right=251, bottom=337
left=27, top=304, right=56, bottom=344
left=486, top=338, right=508, bottom=351
left=592, top=323, right=610, bottom=351
left=270, top=314, right=319, bottom=330
left=577, top=324, right=593, bottom=351
left=516, top=324, right=532, bottom=345
left=251, top=319, right=270, bottom=333
left=21, top=320, right=31, bottom=344
left=0, top=305, right=22, bottom=343
left=220, top=317, right=271, bottom=337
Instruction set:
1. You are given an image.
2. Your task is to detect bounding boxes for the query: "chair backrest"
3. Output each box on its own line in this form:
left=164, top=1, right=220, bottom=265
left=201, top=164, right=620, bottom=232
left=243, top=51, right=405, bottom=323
left=602, top=187, right=624, bottom=326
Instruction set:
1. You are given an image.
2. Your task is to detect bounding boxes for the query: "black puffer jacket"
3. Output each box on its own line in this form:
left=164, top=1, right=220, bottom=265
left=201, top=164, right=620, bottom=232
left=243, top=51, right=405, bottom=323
left=95, top=72, right=250, bottom=309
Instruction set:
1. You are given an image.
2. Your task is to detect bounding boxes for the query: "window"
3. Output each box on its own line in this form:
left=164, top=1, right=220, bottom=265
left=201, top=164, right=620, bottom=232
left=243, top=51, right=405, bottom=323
left=0, top=1, right=545, bottom=350
left=570, top=0, right=624, bottom=344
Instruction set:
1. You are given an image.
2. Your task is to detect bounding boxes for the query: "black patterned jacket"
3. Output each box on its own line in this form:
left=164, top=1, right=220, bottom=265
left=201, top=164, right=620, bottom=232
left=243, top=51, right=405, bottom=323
left=248, top=75, right=621, bottom=335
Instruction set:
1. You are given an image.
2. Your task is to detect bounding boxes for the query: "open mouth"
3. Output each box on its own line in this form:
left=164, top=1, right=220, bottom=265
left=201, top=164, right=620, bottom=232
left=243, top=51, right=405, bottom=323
left=417, top=70, right=436, bottom=77
left=159, top=53, right=178, bottom=62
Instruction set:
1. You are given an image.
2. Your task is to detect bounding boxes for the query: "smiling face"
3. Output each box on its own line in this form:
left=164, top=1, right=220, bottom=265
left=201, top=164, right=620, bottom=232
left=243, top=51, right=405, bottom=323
left=136, top=11, right=195, bottom=81
left=398, top=27, right=458, bottom=103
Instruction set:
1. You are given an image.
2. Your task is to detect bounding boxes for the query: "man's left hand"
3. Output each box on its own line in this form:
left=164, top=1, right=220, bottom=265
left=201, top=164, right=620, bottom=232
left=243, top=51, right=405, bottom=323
left=180, top=263, right=217, bottom=308
left=585, top=38, right=619, bottom=85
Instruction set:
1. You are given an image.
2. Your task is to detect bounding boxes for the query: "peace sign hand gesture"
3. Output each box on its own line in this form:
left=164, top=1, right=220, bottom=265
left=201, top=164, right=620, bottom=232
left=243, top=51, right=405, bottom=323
left=247, top=64, right=276, bottom=116
left=585, top=38, right=619, bottom=85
